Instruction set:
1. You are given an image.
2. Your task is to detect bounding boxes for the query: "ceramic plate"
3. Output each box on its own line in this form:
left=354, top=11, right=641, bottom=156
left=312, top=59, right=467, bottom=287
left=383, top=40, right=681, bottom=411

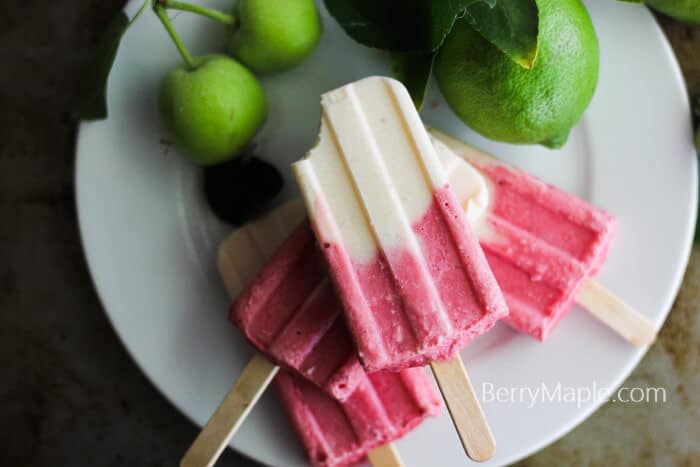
left=76, top=1, right=697, bottom=465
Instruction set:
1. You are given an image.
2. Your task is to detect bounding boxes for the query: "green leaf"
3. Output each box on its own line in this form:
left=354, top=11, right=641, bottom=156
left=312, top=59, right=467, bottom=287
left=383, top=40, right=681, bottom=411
left=464, top=0, right=539, bottom=69
left=391, top=52, right=435, bottom=110
left=74, top=1, right=148, bottom=120
left=323, top=0, right=493, bottom=53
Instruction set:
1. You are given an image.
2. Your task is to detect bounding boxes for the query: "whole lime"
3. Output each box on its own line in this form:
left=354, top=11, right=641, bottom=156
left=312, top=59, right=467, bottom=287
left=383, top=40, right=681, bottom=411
left=159, top=54, right=267, bottom=165
left=645, top=0, right=700, bottom=24
left=435, top=0, right=599, bottom=148
left=229, top=0, right=322, bottom=73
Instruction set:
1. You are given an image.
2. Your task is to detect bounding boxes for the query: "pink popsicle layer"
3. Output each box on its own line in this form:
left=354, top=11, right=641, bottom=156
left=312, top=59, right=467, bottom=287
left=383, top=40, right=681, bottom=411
left=474, top=160, right=616, bottom=340
left=231, top=220, right=365, bottom=401
left=275, top=367, right=441, bottom=467
left=317, top=186, right=508, bottom=371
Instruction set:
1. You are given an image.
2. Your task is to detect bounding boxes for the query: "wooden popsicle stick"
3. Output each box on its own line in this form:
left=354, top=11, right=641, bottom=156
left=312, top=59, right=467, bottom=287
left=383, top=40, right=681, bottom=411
left=430, top=356, right=495, bottom=463
left=576, top=279, right=656, bottom=346
left=180, top=212, right=292, bottom=467
left=180, top=353, right=278, bottom=467
left=367, top=443, right=406, bottom=467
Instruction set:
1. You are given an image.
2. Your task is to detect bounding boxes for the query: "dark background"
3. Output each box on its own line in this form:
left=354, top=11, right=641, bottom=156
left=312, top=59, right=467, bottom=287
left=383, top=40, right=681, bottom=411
left=1, top=2, right=698, bottom=466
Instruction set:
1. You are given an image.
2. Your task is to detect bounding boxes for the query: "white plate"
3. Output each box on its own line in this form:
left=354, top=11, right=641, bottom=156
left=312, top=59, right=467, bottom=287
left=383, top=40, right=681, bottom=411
left=76, top=1, right=697, bottom=466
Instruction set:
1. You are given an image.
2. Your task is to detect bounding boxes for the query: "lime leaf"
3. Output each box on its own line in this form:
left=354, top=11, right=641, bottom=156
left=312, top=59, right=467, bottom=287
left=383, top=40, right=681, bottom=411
left=323, top=0, right=493, bottom=53
left=74, top=1, right=148, bottom=120
left=464, top=0, right=539, bottom=69
left=391, top=52, right=435, bottom=110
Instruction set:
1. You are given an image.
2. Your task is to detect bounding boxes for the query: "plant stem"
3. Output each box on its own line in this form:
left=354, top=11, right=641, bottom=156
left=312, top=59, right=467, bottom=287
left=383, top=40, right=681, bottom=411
left=153, top=4, right=196, bottom=70
left=160, top=0, right=236, bottom=26
left=130, top=0, right=151, bottom=27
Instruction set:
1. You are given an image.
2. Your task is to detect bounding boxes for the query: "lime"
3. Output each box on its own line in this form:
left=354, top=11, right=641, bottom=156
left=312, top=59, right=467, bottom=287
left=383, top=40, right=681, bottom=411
left=434, top=0, right=599, bottom=148
left=645, top=0, right=700, bottom=24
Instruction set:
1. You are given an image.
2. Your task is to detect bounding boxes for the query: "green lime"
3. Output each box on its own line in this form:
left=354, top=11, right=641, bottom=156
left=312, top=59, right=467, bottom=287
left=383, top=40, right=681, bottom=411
left=435, top=0, right=599, bottom=148
left=230, top=0, right=322, bottom=73
left=159, top=54, right=267, bottom=166
left=645, top=0, right=700, bottom=24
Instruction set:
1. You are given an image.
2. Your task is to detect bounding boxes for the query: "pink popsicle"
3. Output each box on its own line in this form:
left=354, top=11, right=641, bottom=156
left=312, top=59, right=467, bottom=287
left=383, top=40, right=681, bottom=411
left=479, top=162, right=615, bottom=339
left=432, top=129, right=617, bottom=341
left=276, top=367, right=441, bottom=467
left=231, top=219, right=365, bottom=401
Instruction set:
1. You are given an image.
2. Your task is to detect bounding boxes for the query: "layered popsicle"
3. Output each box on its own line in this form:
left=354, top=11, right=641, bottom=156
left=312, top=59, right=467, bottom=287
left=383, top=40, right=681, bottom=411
left=431, top=129, right=617, bottom=341
left=276, top=367, right=441, bottom=467
left=293, top=76, right=508, bottom=372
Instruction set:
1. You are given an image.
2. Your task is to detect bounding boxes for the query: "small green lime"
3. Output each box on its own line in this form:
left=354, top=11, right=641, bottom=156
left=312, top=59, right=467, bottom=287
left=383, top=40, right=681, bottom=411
left=435, top=0, right=599, bottom=148
left=158, top=54, right=267, bottom=165
left=645, top=0, right=700, bottom=24
left=230, top=0, right=322, bottom=73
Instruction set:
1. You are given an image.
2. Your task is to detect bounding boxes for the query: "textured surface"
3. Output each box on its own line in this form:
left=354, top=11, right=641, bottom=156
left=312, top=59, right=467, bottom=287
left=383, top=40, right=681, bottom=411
left=0, top=2, right=698, bottom=467
left=0, top=1, right=254, bottom=465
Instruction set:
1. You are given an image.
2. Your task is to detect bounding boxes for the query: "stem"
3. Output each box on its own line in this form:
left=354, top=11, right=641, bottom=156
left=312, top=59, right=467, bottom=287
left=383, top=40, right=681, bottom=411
left=153, top=4, right=195, bottom=71
left=129, top=0, right=151, bottom=27
left=160, top=0, right=236, bottom=26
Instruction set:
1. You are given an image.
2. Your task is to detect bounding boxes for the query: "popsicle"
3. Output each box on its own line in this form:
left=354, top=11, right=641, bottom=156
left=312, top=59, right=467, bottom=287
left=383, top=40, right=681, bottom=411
left=276, top=367, right=441, bottom=467
left=231, top=216, right=364, bottom=401
left=292, top=76, right=504, bottom=461
left=430, top=128, right=656, bottom=345
left=293, top=76, right=508, bottom=372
